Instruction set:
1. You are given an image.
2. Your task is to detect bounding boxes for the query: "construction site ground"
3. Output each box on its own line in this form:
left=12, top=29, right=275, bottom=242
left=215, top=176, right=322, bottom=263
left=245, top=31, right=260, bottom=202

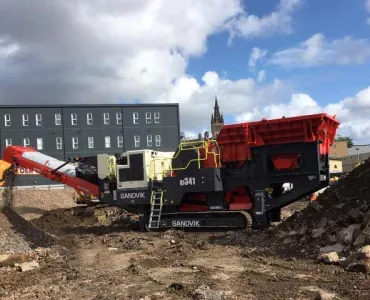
left=0, top=189, right=369, bottom=300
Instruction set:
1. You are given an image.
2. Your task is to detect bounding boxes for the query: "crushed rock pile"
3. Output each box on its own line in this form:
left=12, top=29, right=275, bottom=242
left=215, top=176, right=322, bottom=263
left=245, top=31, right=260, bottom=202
left=275, top=159, right=370, bottom=274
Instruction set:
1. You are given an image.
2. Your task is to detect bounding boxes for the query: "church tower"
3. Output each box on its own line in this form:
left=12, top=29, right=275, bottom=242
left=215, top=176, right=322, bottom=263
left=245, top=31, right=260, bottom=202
left=211, top=97, right=224, bottom=138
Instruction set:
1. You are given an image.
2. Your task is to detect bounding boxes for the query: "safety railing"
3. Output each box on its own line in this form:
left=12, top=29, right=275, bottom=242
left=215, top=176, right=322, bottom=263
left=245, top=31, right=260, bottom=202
left=149, top=139, right=221, bottom=179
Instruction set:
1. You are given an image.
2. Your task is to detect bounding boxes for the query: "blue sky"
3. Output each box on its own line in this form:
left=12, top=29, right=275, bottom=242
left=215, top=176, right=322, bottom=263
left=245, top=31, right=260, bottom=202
left=186, top=0, right=370, bottom=128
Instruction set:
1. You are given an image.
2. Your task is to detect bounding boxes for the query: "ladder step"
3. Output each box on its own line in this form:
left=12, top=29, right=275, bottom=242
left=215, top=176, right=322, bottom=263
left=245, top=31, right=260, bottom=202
left=149, top=191, right=163, bottom=229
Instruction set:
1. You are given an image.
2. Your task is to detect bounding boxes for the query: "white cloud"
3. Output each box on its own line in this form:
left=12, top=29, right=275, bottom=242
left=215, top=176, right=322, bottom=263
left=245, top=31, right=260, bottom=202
left=269, top=33, right=370, bottom=67
left=156, top=71, right=293, bottom=134
left=226, top=0, right=303, bottom=44
left=8, top=0, right=370, bottom=144
left=257, top=70, right=266, bottom=82
left=235, top=86, right=370, bottom=143
left=0, top=0, right=303, bottom=135
left=0, top=39, right=19, bottom=58
left=248, top=47, right=268, bottom=71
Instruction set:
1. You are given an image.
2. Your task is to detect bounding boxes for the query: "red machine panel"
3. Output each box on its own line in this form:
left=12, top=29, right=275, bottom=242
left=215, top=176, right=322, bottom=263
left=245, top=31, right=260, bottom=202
left=216, top=113, right=339, bottom=165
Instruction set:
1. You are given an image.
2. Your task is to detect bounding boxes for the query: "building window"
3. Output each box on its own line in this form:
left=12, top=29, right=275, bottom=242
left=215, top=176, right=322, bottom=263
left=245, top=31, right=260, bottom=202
left=4, top=114, right=10, bottom=127
left=5, top=139, right=12, bottom=147
left=87, top=113, right=93, bottom=125
left=134, top=135, right=140, bottom=147
left=116, top=112, right=122, bottom=125
left=88, top=137, right=94, bottom=149
left=155, top=135, right=161, bottom=146
left=72, top=137, right=78, bottom=149
left=117, top=135, right=123, bottom=148
left=55, top=113, right=62, bottom=125
left=146, top=112, right=152, bottom=124
left=105, top=136, right=111, bottom=148
left=133, top=112, right=139, bottom=124
left=56, top=137, right=63, bottom=150
left=22, top=114, right=29, bottom=126
left=147, top=135, right=152, bottom=147
left=23, top=138, right=30, bottom=147
left=36, top=113, right=42, bottom=126
left=104, top=113, right=110, bottom=125
left=71, top=113, right=77, bottom=125
left=37, top=138, right=43, bottom=150
left=154, top=112, right=160, bottom=123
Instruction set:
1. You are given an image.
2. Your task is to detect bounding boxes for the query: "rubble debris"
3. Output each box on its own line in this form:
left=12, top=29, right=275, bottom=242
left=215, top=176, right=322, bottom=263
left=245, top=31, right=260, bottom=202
left=312, top=228, right=326, bottom=239
left=347, top=260, right=370, bottom=274
left=348, top=208, right=364, bottom=224
left=337, top=224, right=361, bottom=245
left=319, top=244, right=345, bottom=255
left=14, top=261, right=40, bottom=272
left=275, top=159, right=370, bottom=273
left=0, top=254, right=29, bottom=267
left=317, top=252, right=340, bottom=264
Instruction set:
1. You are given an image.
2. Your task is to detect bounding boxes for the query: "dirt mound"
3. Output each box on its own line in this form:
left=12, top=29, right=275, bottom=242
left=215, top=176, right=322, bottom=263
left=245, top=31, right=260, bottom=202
left=275, top=160, right=370, bottom=273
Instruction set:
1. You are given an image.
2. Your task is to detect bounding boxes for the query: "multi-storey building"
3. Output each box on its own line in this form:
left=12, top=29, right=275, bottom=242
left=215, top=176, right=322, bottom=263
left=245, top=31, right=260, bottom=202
left=0, top=103, right=180, bottom=186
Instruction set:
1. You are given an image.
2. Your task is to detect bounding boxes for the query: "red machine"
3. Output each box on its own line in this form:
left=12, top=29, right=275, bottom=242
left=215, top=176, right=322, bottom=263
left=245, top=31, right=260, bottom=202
left=1, top=113, right=340, bottom=230
left=1, top=147, right=99, bottom=199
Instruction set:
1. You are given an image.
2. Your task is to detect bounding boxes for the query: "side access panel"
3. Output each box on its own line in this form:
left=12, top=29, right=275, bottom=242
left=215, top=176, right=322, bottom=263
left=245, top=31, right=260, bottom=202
left=162, top=168, right=223, bottom=205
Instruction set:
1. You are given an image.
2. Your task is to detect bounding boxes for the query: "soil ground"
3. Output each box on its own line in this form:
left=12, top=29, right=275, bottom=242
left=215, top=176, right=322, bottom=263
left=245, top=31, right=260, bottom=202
left=1, top=189, right=370, bottom=300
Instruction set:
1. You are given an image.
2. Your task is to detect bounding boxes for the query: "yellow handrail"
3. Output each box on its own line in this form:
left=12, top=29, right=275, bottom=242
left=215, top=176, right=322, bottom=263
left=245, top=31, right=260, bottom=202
left=149, top=139, right=221, bottom=179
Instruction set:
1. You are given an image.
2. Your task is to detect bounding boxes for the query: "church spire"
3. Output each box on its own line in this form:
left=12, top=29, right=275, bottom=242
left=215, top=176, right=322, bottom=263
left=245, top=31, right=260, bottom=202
left=211, top=96, right=224, bottom=138
left=213, top=96, right=221, bottom=121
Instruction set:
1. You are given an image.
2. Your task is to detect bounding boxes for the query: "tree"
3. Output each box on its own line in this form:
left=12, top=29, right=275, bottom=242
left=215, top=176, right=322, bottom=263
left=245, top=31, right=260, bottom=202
left=335, top=135, right=354, bottom=148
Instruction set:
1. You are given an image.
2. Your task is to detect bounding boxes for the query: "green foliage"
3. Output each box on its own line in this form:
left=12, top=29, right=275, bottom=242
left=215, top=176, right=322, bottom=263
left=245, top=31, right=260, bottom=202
left=335, top=135, right=354, bottom=148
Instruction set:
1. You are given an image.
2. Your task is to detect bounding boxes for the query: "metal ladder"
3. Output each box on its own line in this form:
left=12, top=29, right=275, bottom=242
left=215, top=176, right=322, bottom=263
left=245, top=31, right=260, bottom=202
left=148, top=190, right=164, bottom=229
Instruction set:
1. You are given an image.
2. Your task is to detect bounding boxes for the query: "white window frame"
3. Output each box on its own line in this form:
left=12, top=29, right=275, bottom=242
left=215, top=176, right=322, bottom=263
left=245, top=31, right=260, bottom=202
left=55, top=113, right=61, bottom=125
left=4, top=114, right=10, bottom=127
left=133, top=112, right=139, bottom=124
left=87, top=113, right=93, bottom=125
left=36, top=138, right=43, bottom=150
left=104, top=113, right=110, bottom=125
left=105, top=136, right=111, bottom=148
left=88, top=136, right=94, bottom=149
left=56, top=137, right=63, bottom=150
left=36, top=113, right=42, bottom=126
left=145, top=112, right=152, bottom=124
left=71, top=113, right=77, bottom=126
left=5, top=139, right=12, bottom=147
left=134, top=135, right=140, bottom=147
left=154, top=112, right=160, bottom=124
left=117, top=135, right=123, bottom=148
left=155, top=135, right=161, bottom=146
left=147, top=135, right=152, bottom=147
left=23, top=138, right=30, bottom=147
left=116, top=112, right=122, bottom=125
left=72, top=137, right=78, bottom=149
left=22, top=114, right=29, bottom=126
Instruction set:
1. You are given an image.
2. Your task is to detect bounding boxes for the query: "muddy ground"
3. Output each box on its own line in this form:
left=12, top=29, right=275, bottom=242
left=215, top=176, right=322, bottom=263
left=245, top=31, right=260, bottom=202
left=0, top=189, right=369, bottom=300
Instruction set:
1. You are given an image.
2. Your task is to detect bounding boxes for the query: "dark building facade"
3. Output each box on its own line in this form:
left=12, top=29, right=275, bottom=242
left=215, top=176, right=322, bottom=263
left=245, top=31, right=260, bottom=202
left=0, top=103, right=180, bottom=186
left=210, top=97, right=224, bottom=138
